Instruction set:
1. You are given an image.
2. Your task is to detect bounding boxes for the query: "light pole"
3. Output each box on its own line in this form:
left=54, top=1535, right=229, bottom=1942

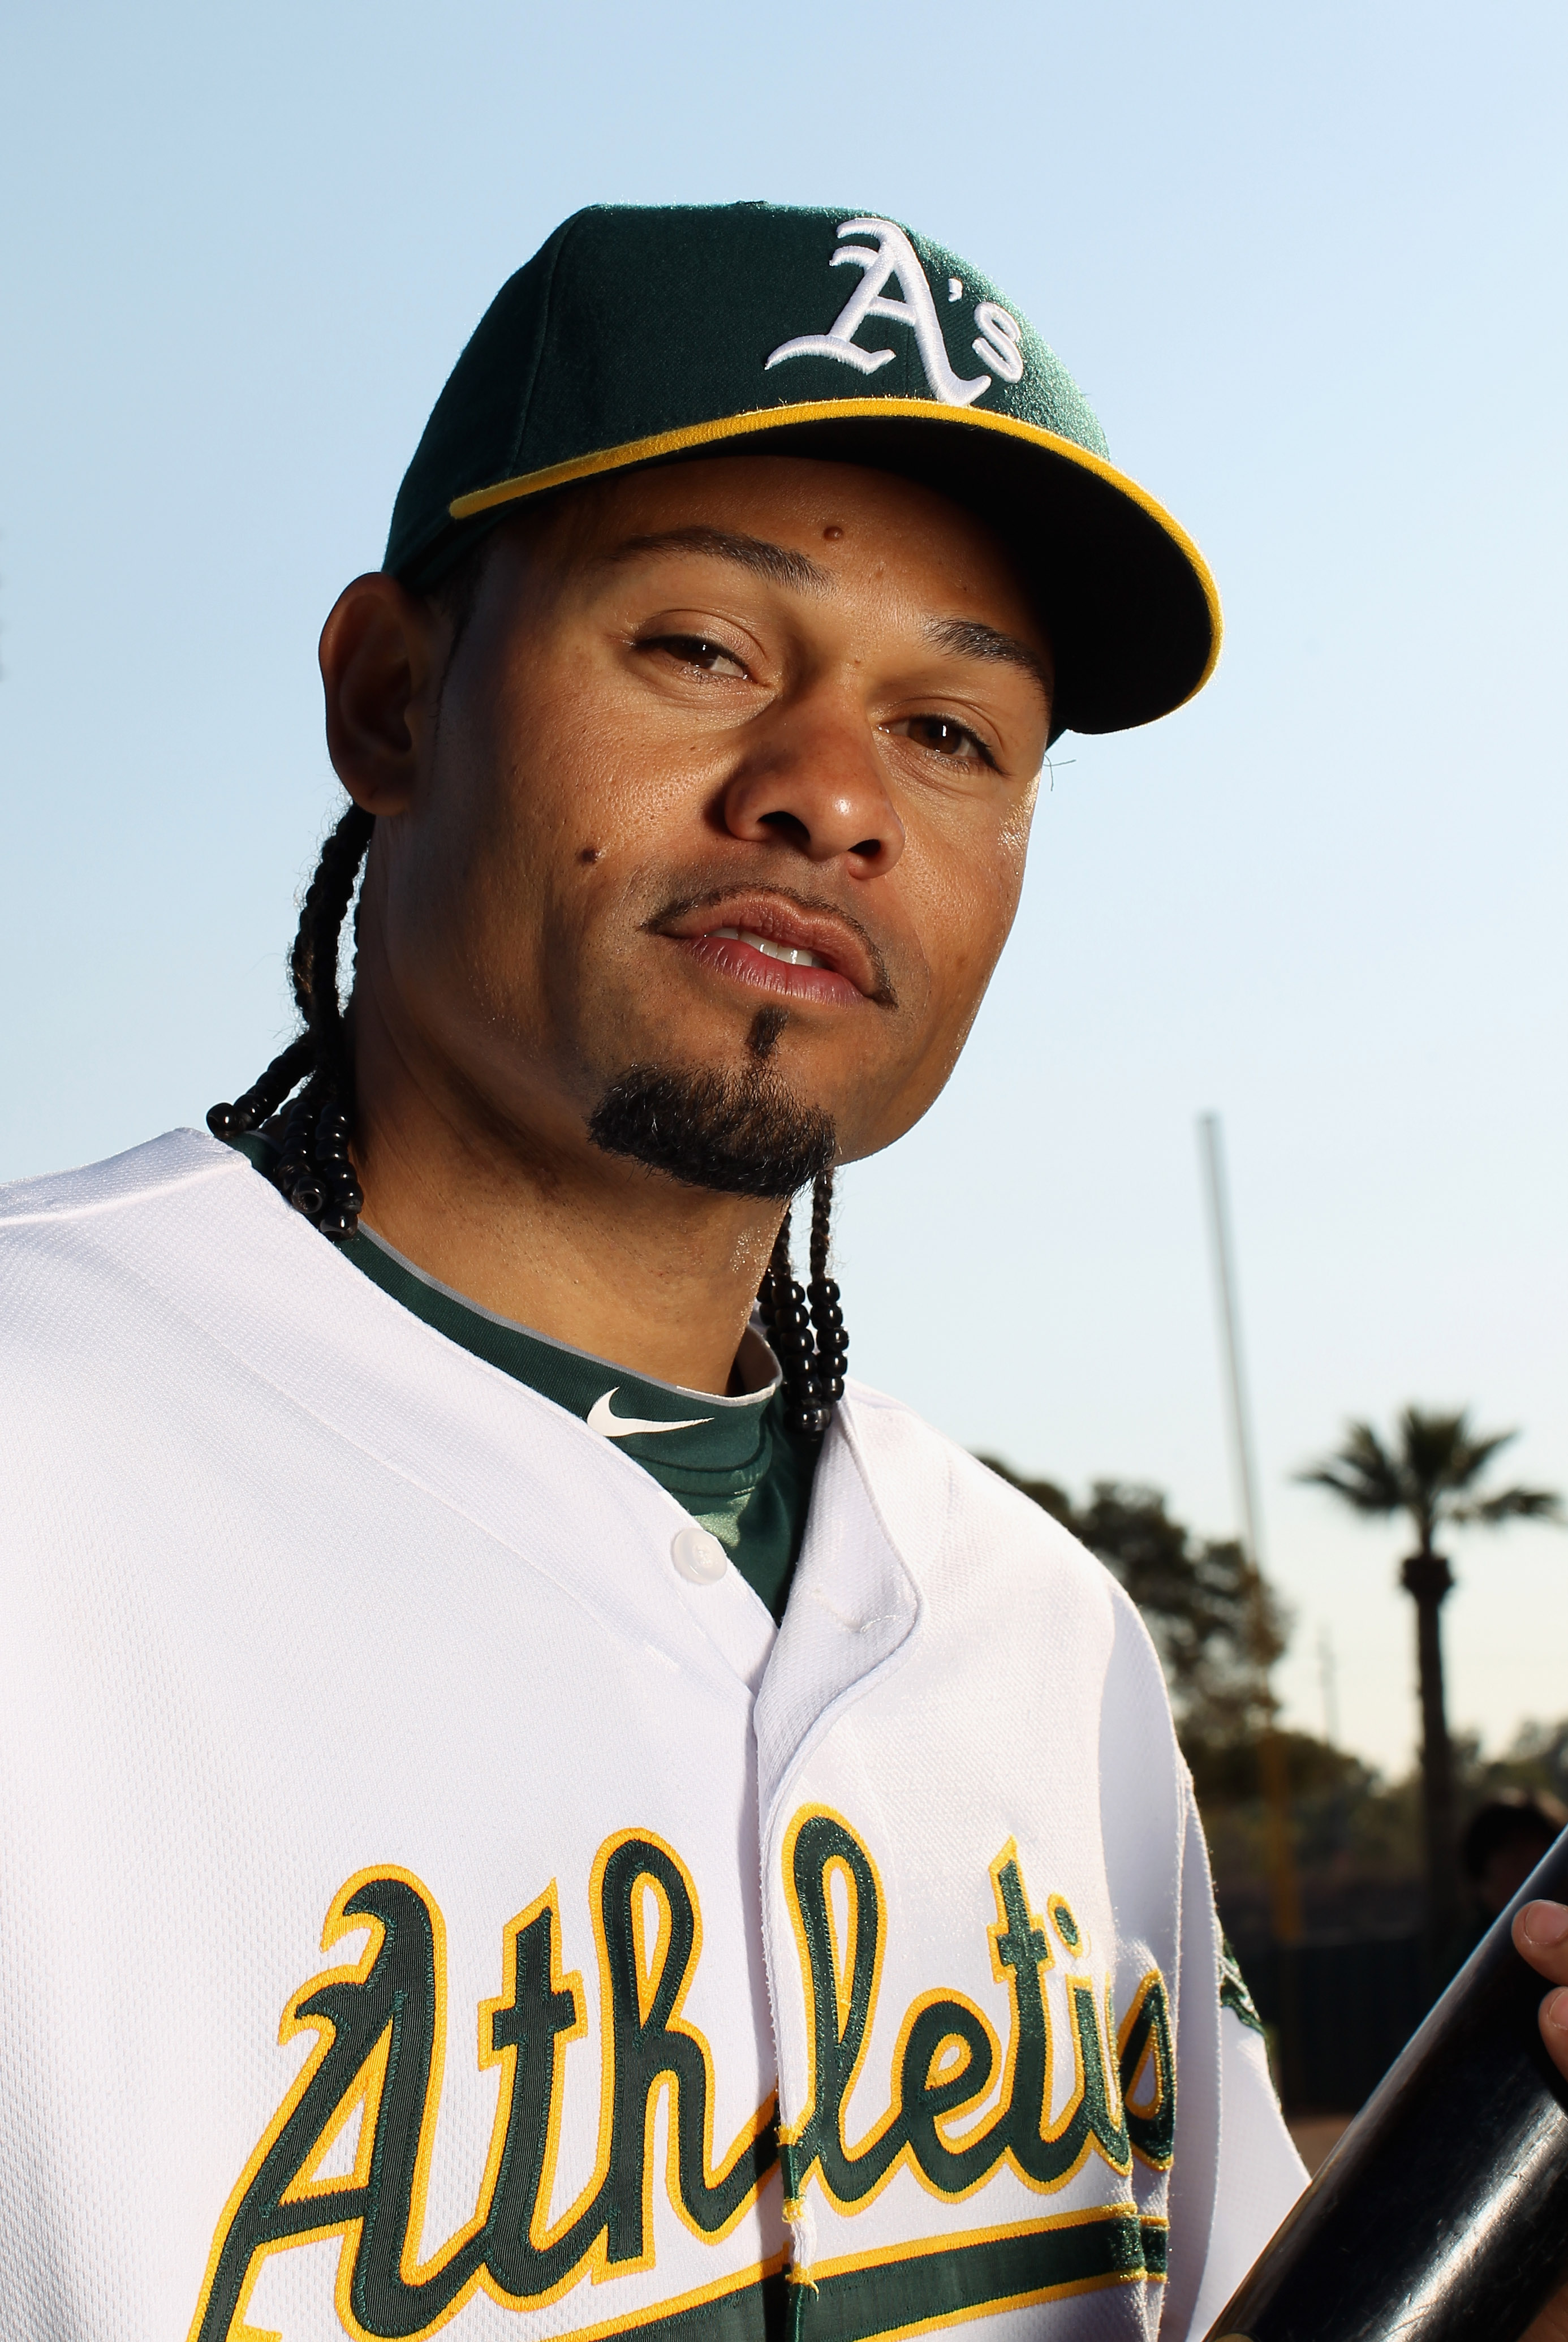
left=1197, top=1113, right=1302, bottom=1948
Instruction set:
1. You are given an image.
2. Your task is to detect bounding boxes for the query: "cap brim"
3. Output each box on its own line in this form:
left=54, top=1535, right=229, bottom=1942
left=443, top=398, right=1221, bottom=738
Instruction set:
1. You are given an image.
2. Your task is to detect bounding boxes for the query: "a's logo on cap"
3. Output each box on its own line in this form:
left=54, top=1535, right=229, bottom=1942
left=766, top=218, right=1024, bottom=408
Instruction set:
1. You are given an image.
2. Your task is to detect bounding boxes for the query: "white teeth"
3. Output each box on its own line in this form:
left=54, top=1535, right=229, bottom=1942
left=707, top=925, right=826, bottom=968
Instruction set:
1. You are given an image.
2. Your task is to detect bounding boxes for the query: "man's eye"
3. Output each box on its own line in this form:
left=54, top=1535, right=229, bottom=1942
left=898, top=715, right=994, bottom=765
left=640, top=633, right=749, bottom=678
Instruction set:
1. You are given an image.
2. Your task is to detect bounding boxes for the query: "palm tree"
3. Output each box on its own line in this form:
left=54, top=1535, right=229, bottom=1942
left=1298, top=1407, right=1561, bottom=1951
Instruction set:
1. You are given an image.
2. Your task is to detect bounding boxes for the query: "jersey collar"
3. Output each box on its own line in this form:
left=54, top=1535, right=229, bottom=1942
left=347, top=1224, right=782, bottom=1475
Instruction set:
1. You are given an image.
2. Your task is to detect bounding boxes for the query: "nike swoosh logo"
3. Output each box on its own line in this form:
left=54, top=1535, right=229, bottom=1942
left=586, top=1388, right=713, bottom=1440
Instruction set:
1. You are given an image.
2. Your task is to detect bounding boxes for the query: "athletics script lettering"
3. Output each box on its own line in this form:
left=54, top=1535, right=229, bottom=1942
left=189, top=1811, right=1174, bottom=2340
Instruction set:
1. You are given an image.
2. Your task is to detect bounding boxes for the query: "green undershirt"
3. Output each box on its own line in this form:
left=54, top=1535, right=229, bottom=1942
left=230, top=1134, right=817, bottom=1621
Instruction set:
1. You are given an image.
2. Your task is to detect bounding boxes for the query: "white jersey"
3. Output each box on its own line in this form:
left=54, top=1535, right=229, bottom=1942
left=0, top=1131, right=1304, bottom=2341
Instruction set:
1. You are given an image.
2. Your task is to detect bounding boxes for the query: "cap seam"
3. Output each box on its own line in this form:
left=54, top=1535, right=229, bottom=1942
left=502, top=208, right=588, bottom=487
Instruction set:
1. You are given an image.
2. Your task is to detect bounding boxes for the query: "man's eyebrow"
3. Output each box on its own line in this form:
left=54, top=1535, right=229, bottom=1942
left=597, top=526, right=832, bottom=593
left=925, top=615, right=1053, bottom=703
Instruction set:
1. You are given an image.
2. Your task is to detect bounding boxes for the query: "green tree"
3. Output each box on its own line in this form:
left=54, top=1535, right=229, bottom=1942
left=1297, top=1407, right=1561, bottom=1947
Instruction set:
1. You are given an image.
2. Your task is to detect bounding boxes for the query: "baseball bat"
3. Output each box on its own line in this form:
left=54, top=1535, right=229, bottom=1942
left=1204, top=1827, right=1568, bottom=2341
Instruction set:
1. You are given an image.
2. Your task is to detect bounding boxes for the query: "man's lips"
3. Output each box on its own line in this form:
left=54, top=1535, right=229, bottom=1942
left=653, top=892, right=894, bottom=1009
left=680, top=932, right=863, bottom=1008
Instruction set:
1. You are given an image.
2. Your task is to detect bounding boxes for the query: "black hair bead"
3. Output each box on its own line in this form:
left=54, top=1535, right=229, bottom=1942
left=209, top=1035, right=314, bottom=1140
left=756, top=1176, right=848, bottom=1441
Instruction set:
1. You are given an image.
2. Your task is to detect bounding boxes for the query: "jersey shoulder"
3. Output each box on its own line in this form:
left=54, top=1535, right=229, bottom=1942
left=837, top=1374, right=1123, bottom=1620
left=0, top=1126, right=238, bottom=1234
left=834, top=1376, right=1181, bottom=1759
left=0, top=1128, right=262, bottom=1387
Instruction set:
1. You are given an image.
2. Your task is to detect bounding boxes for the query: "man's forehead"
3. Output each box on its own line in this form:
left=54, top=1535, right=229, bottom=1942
left=570, top=449, right=1009, bottom=550
left=595, top=524, right=832, bottom=595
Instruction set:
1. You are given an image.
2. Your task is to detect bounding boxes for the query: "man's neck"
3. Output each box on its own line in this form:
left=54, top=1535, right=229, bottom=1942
left=349, top=1013, right=781, bottom=1398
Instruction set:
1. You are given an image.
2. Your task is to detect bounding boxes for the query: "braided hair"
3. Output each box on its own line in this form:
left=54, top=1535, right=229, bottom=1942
left=206, top=801, right=373, bottom=1241
left=757, top=1169, right=850, bottom=1437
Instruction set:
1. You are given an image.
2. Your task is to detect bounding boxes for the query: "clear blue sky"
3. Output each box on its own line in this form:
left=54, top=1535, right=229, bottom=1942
left=3, top=1, right=1563, bottom=1773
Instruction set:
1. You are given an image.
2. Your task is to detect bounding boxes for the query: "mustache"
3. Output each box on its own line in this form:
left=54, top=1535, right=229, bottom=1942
left=643, top=881, right=899, bottom=1010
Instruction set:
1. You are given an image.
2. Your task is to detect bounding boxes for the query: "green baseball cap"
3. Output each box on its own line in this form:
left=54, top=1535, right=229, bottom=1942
left=385, top=203, right=1220, bottom=738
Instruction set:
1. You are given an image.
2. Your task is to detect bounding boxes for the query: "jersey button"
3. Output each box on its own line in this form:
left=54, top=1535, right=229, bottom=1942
left=670, top=1525, right=729, bottom=1585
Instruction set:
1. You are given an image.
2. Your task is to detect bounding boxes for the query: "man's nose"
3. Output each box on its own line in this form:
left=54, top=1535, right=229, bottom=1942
left=717, top=701, right=905, bottom=875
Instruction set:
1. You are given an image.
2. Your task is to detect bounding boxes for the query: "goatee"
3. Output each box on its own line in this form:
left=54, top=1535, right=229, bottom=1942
left=587, top=1060, right=837, bottom=1199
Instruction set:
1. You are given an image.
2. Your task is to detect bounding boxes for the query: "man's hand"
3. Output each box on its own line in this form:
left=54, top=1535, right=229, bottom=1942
left=1515, top=1901, right=1568, bottom=2341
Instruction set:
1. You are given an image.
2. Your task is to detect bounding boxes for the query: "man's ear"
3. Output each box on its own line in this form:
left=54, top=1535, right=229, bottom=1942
left=319, top=572, right=447, bottom=816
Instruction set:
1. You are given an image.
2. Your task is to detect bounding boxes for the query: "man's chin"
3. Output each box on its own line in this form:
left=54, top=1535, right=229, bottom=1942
left=586, top=1057, right=837, bottom=1199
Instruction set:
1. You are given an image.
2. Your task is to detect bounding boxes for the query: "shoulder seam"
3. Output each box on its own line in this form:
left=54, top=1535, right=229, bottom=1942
left=0, top=1152, right=240, bottom=1232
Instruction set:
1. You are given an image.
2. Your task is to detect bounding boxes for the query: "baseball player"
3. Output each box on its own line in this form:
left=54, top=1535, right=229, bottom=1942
left=5, top=201, right=1565, bottom=2342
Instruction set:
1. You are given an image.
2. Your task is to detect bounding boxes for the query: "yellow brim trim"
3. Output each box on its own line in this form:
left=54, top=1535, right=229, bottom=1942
left=447, top=397, right=1222, bottom=710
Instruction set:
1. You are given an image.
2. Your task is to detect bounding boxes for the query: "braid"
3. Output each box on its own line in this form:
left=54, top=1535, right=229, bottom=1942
left=757, top=1169, right=848, bottom=1438
left=807, top=1168, right=849, bottom=1408
left=289, top=802, right=373, bottom=1074
left=207, top=801, right=372, bottom=1243
left=205, top=1035, right=313, bottom=1142
left=206, top=541, right=487, bottom=1239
